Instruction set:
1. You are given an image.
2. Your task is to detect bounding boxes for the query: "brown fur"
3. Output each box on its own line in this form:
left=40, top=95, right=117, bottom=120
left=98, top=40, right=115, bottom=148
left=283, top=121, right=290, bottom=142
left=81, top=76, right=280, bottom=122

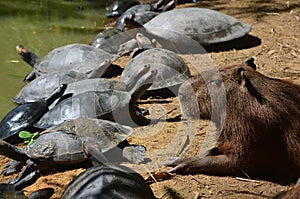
left=168, top=64, right=300, bottom=183
left=273, top=184, right=300, bottom=199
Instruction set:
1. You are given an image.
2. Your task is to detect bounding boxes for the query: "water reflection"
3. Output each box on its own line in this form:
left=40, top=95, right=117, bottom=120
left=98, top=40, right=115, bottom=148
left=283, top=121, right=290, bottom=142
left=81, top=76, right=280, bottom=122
left=0, top=0, right=107, bottom=119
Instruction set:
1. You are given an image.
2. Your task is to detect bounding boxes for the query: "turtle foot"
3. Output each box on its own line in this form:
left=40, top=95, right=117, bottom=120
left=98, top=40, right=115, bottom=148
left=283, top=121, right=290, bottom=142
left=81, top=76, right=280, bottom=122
left=1, top=160, right=23, bottom=175
left=123, top=145, right=146, bottom=164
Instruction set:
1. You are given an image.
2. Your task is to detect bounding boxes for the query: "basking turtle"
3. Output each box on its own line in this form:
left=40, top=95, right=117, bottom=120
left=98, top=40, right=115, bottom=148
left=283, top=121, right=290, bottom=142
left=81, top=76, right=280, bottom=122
left=34, top=65, right=157, bottom=129
left=14, top=71, right=87, bottom=104
left=114, top=4, right=161, bottom=31
left=0, top=118, right=146, bottom=190
left=16, top=44, right=116, bottom=82
left=0, top=183, right=54, bottom=199
left=124, top=8, right=252, bottom=52
left=61, top=141, right=155, bottom=199
left=50, top=118, right=146, bottom=164
left=119, top=43, right=190, bottom=97
left=90, top=27, right=132, bottom=55
left=105, top=0, right=140, bottom=18
left=114, top=1, right=175, bottom=31
left=49, top=60, right=154, bottom=109
left=0, top=84, right=67, bottom=144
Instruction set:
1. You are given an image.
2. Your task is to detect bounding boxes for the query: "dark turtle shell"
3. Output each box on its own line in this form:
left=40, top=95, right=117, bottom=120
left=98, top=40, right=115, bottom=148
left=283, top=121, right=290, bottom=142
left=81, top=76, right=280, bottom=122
left=61, top=164, right=155, bottom=199
left=0, top=84, right=66, bottom=144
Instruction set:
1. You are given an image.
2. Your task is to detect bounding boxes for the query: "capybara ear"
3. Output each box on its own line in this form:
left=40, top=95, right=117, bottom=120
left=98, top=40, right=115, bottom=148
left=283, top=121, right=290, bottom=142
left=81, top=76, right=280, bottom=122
left=239, top=68, right=265, bottom=104
left=243, top=57, right=256, bottom=70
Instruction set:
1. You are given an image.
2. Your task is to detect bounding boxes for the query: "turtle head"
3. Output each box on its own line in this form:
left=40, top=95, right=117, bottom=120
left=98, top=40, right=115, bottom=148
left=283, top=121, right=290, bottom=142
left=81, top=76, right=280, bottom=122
left=130, top=65, right=158, bottom=102
left=136, top=33, right=156, bottom=50
left=16, top=45, right=39, bottom=67
left=123, top=14, right=144, bottom=31
left=117, top=64, right=150, bottom=92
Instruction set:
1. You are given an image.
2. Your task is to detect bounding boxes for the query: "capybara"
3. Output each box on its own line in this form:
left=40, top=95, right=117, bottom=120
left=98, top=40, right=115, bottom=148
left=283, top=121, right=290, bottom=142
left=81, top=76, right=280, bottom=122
left=166, top=61, right=300, bottom=183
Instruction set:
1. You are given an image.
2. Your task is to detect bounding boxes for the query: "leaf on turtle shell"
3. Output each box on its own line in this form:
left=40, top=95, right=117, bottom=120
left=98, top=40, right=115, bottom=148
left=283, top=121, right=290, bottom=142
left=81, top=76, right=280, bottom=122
left=18, top=131, right=39, bottom=145
left=19, top=131, right=32, bottom=139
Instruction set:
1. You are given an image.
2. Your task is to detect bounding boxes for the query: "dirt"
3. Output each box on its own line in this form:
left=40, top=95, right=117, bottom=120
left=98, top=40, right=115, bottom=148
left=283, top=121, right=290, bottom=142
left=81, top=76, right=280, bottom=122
left=1, top=0, right=299, bottom=198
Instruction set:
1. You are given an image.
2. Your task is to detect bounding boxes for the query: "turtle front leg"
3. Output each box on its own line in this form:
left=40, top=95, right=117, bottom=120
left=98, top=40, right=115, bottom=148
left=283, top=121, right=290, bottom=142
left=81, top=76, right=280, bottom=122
left=1, top=160, right=23, bottom=175
left=9, top=159, right=40, bottom=190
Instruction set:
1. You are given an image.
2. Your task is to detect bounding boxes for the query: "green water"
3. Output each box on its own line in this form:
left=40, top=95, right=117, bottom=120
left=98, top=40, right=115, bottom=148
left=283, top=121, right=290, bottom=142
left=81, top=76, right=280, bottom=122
left=0, top=0, right=107, bottom=119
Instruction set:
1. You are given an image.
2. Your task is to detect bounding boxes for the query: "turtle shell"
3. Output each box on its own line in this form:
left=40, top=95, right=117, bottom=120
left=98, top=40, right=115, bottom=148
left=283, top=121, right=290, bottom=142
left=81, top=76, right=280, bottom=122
left=119, top=48, right=190, bottom=90
left=90, top=28, right=131, bottom=55
left=114, top=4, right=158, bottom=31
left=61, top=78, right=117, bottom=97
left=24, top=131, right=85, bottom=163
left=34, top=44, right=114, bottom=76
left=0, top=101, right=48, bottom=144
left=144, top=8, right=252, bottom=45
left=50, top=118, right=132, bottom=153
left=34, top=90, right=131, bottom=129
left=14, top=71, right=87, bottom=104
left=61, top=164, right=155, bottom=199
left=0, top=183, right=30, bottom=199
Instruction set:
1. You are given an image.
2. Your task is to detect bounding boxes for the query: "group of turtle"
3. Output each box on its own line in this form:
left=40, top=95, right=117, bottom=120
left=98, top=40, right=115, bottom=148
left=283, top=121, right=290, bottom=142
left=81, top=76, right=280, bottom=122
left=0, top=0, right=253, bottom=198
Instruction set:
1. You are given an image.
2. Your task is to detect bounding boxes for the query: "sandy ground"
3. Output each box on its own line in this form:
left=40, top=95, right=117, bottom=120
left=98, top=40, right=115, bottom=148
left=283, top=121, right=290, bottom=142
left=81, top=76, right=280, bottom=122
left=0, top=0, right=299, bottom=198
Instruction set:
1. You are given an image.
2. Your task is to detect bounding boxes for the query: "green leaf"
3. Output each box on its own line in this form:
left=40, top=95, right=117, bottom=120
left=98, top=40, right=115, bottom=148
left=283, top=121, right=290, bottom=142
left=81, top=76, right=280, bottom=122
left=28, top=139, right=35, bottom=145
left=32, top=132, right=39, bottom=139
left=19, top=131, right=32, bottom=139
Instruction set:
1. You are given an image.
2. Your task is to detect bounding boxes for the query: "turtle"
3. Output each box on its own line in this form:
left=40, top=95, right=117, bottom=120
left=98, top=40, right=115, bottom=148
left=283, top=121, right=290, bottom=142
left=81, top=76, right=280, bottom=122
left=0, top=183, right=54, bottom=199
left=56, top=60, right=153, bottom=98
left=49, top=118, right=146, bottom=164
left=0, top=118, right=146, bottom=190
left=123, top=8, right=252, bottom=52
left=105, top=0, right=140, bottom=18
left=13, top=71, right=88, bottom=104
left=113, top=1, right=175, bottom=31
left=119, top=40, right=191, bottom=98
left=0, top=84, right=67, bottom=144
left=90, top=27, right=132, bottom=55
left=48, top=65, right=153, bottom=110
left=34, top=65, right=157, bottom=129
left=16, top=44, right=116, bottom=83
left=61, top=141, right=155, bottom=199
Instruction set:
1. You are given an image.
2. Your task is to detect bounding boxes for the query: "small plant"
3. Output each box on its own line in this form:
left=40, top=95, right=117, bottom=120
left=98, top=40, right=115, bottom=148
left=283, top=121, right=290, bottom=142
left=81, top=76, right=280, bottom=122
left=18, top=131, right=39, bottom=145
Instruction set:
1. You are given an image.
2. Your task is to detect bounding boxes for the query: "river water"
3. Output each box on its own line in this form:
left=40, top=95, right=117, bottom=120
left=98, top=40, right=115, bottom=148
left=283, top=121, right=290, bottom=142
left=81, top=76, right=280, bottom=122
left=0, top=0, right=107, bottom=119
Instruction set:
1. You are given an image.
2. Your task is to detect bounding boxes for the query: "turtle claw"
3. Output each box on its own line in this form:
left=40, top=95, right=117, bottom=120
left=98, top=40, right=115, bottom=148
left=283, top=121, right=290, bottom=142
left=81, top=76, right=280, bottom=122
left=1, top=160, right=23, bottom=176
